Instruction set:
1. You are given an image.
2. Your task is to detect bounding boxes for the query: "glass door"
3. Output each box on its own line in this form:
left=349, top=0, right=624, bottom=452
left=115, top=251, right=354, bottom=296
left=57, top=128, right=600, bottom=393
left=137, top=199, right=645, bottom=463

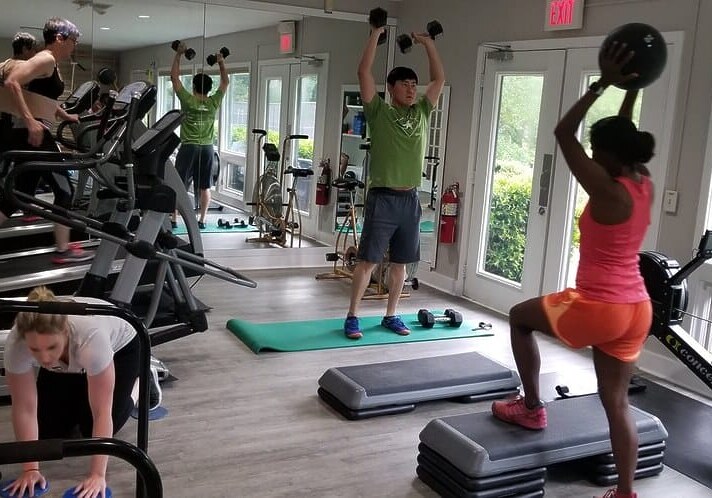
left=466, top=45, right=675, bottom=313
left=252, top=60, right=325, bottom=236
left=463, top=50, right=566, bottom=312
left=218, top=70, right=251, bottom=201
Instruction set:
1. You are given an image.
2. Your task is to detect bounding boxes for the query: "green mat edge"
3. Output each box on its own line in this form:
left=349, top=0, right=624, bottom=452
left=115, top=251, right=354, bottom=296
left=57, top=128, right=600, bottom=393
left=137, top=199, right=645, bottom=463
left=225, top=314, right=494, bottom=353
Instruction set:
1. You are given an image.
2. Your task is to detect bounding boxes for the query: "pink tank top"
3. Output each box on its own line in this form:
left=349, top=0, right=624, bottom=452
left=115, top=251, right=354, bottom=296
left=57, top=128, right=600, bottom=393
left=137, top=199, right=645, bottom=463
left=575, top=175, right=652, bottom=303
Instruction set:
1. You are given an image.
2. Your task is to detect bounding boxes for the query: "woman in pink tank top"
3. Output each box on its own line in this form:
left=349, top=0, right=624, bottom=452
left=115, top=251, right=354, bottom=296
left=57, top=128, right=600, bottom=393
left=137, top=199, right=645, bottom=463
left=491, top=43, right=657, bottom=498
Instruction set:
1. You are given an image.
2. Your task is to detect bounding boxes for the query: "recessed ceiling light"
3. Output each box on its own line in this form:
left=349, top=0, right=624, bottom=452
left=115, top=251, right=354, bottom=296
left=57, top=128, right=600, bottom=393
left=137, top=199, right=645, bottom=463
left=100, top=26, right=111, bottom=30
left=138, top=15, right=150, bottom=19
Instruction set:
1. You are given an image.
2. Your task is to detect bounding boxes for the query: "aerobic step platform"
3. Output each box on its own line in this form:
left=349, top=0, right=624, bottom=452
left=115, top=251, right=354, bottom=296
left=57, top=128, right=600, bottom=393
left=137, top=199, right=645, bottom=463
left=317, top=352, right=521, bottom=420
left=417, top=395, right=667, bottom=497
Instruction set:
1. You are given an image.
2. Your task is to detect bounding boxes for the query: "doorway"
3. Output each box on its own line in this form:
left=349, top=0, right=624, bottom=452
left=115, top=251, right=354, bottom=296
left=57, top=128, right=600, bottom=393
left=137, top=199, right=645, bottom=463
left=464, top=35, right=681, bottom=313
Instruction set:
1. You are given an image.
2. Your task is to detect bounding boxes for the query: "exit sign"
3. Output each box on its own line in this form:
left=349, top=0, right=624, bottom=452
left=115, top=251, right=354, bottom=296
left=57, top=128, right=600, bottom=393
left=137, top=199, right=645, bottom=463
left=545, top=0, right=584, bottom=31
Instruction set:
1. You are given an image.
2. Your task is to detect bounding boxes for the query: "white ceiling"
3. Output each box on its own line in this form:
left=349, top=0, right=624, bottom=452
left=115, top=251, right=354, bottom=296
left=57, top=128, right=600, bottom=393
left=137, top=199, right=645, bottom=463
left=1, top=0, right=302, bottom=51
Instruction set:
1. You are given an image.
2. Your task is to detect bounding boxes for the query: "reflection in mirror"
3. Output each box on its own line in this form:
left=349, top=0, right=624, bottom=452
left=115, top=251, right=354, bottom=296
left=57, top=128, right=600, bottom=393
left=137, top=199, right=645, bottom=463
left=299, top=15, right=390, bottom=239
left=421, top=86, right=450, bottom=270
left=0, top=0, right=93, bottom=98
left=202, top=4, right=305, bottom=244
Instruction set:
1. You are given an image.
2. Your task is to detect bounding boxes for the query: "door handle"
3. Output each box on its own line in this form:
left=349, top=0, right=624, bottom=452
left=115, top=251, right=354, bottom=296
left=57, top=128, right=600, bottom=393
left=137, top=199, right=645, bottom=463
left=538, top=153, right=553, bottom=215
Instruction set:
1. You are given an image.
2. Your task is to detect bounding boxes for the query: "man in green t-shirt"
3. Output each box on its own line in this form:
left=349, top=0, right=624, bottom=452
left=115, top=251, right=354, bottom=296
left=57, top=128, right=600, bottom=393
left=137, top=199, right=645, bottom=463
left=170, top=43, right=228, bottom=229
left=343, top=26, right=445, bottom=339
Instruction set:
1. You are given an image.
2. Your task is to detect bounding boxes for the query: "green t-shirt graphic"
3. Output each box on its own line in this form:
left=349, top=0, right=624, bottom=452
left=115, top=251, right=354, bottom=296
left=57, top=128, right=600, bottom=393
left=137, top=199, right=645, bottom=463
left=362, top=94, right=433, bottom=189
left=176, top=86, right=225, bottom=145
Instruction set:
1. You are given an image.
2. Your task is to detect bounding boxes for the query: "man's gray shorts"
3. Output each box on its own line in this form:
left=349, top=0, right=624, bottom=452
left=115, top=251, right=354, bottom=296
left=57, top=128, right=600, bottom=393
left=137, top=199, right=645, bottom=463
left=357, top=187, right=421, bottom=264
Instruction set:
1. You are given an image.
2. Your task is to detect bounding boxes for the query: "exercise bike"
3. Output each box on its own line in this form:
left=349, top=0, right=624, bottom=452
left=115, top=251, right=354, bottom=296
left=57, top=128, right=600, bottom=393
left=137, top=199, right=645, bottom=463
left=247, top=129, right=286, bottom=245
left=316, top=171, right=364, bottom=280
left=280, top=134, right=312, bottom=248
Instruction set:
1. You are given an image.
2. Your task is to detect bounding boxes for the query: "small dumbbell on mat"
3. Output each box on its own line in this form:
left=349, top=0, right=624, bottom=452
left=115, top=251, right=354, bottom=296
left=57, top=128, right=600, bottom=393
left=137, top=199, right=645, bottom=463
left=171, top=40, right=196, bottom=60
left=397, top=19, right=443, bottom=54
left=368, top=7, right=388, bottom=45
left=234, top=218, right=247, bottom=228
left=207, top=47, right=230, bottom=66
left=0, top=480, right=49, bottom=498
left=217, top=218, right=232, bottom=229
left=417, top=308, right=463, bottom=328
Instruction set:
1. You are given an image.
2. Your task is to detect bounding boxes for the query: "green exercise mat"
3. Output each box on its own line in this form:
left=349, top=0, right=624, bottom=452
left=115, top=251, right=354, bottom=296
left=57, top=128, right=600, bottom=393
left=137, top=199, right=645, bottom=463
left=225, top=313, right=494, bottom=353
left=172, top=220, right=258, bottom=235
left=419, top=220, right=435, bottom=233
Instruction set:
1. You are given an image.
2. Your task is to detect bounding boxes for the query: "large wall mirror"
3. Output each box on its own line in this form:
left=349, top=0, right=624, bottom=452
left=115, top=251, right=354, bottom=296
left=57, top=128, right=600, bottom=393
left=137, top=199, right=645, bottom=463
left=0, top=0, right=95, bottom=97
left=1, top=2, right=433, bottom=262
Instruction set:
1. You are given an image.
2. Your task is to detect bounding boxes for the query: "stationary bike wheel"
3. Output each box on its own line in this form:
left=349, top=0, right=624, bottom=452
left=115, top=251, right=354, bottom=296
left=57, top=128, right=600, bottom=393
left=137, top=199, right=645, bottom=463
left=372, top=262, right=389, bottom=290
left=262, top=177, right=283, bottom=222
left=344, top=245, right=358, bottom=272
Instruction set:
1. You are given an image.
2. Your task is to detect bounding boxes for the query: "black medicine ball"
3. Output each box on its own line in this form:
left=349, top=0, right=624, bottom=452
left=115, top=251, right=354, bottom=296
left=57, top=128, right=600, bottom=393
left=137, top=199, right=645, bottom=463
left=599, top=23, right=667, bottom=90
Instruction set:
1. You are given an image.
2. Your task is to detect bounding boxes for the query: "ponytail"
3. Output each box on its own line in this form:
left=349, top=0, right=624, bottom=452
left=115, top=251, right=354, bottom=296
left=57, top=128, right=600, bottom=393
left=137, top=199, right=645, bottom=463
left=634, top=131, right=655, bottom=164
left=14, top=286, right=69, bottom=338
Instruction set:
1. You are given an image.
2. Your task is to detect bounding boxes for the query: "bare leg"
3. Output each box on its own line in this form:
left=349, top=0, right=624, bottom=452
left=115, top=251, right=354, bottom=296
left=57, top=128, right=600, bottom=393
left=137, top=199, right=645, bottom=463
left=199, top=188, right=211, bottom=224
left=593, top=347, right=638, bottom=496
left=385, top=263, right=406, bottom=316
left=509, top=297, right=555, bottom=408
left=54, top=223, right=70, bottom=252
left=348, top=261, right=377, bottom=316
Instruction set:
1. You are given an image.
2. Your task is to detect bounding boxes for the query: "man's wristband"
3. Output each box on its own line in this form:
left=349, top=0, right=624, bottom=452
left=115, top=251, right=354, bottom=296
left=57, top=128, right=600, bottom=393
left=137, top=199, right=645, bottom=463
left=588, top=80, right=608, bottom=96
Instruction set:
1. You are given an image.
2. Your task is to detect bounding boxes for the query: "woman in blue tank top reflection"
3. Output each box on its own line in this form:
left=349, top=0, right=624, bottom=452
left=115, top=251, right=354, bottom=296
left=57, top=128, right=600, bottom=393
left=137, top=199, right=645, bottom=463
left=0, top=17, right=94, bottom=264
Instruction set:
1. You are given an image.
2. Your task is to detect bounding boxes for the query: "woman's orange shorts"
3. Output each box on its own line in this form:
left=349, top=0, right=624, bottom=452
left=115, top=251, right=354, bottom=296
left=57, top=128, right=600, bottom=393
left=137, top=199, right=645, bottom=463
left=541, top=288, right=652, bottom=362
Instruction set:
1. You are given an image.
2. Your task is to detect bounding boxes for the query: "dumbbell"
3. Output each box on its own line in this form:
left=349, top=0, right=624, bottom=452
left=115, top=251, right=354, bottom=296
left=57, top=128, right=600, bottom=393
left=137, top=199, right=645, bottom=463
left=368, top=7, right=388, bottom=45
left=171, top=40, right=196, bottom=60
left=396, top=20, right=444, bottom=54
left=234, top=218, right=247, bottom=228
left=417, top=308, right=463, bottom=328
left=217, top=218, right=232, bottom=229
left=207, top=47, right=230, bottom=66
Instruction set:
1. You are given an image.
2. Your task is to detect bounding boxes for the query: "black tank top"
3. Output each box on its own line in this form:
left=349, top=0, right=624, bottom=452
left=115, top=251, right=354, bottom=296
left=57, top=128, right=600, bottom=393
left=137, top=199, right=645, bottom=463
left=27, top=65, right=64, bottom=100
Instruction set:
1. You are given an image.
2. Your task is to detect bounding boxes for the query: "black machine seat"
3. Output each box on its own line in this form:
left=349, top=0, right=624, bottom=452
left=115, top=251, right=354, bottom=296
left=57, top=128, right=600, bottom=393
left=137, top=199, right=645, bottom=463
left=332, top=174, right=364, bottom=191
left=285, top=166, right=314, bottom=178
left=262, top=142, right=280, bottom=162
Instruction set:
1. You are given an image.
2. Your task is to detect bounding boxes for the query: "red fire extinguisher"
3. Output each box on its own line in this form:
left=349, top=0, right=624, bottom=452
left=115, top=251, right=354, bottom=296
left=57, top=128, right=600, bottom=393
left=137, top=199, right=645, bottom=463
left=439, top=182, right=460, bottom=244
left=316, top=158, right=332, bottom=205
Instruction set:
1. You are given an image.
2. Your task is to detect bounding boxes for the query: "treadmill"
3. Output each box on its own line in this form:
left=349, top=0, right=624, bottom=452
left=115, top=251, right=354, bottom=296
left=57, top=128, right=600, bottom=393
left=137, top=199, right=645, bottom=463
left=0, top=81, right=164, bottom=298
left=0, top=80, right=100, bottom=255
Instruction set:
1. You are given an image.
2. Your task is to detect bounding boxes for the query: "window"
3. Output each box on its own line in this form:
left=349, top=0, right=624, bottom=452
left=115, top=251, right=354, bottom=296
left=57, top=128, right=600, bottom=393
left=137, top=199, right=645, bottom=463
left=156, top=66, right=252, bottom=198
left=223, top=73, right=250, bottom=155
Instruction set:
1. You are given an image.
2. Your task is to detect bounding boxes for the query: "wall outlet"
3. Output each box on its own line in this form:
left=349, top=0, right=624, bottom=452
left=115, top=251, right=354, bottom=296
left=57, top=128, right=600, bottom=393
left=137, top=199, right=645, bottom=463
left=663, top=190, right=678, bottom=213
